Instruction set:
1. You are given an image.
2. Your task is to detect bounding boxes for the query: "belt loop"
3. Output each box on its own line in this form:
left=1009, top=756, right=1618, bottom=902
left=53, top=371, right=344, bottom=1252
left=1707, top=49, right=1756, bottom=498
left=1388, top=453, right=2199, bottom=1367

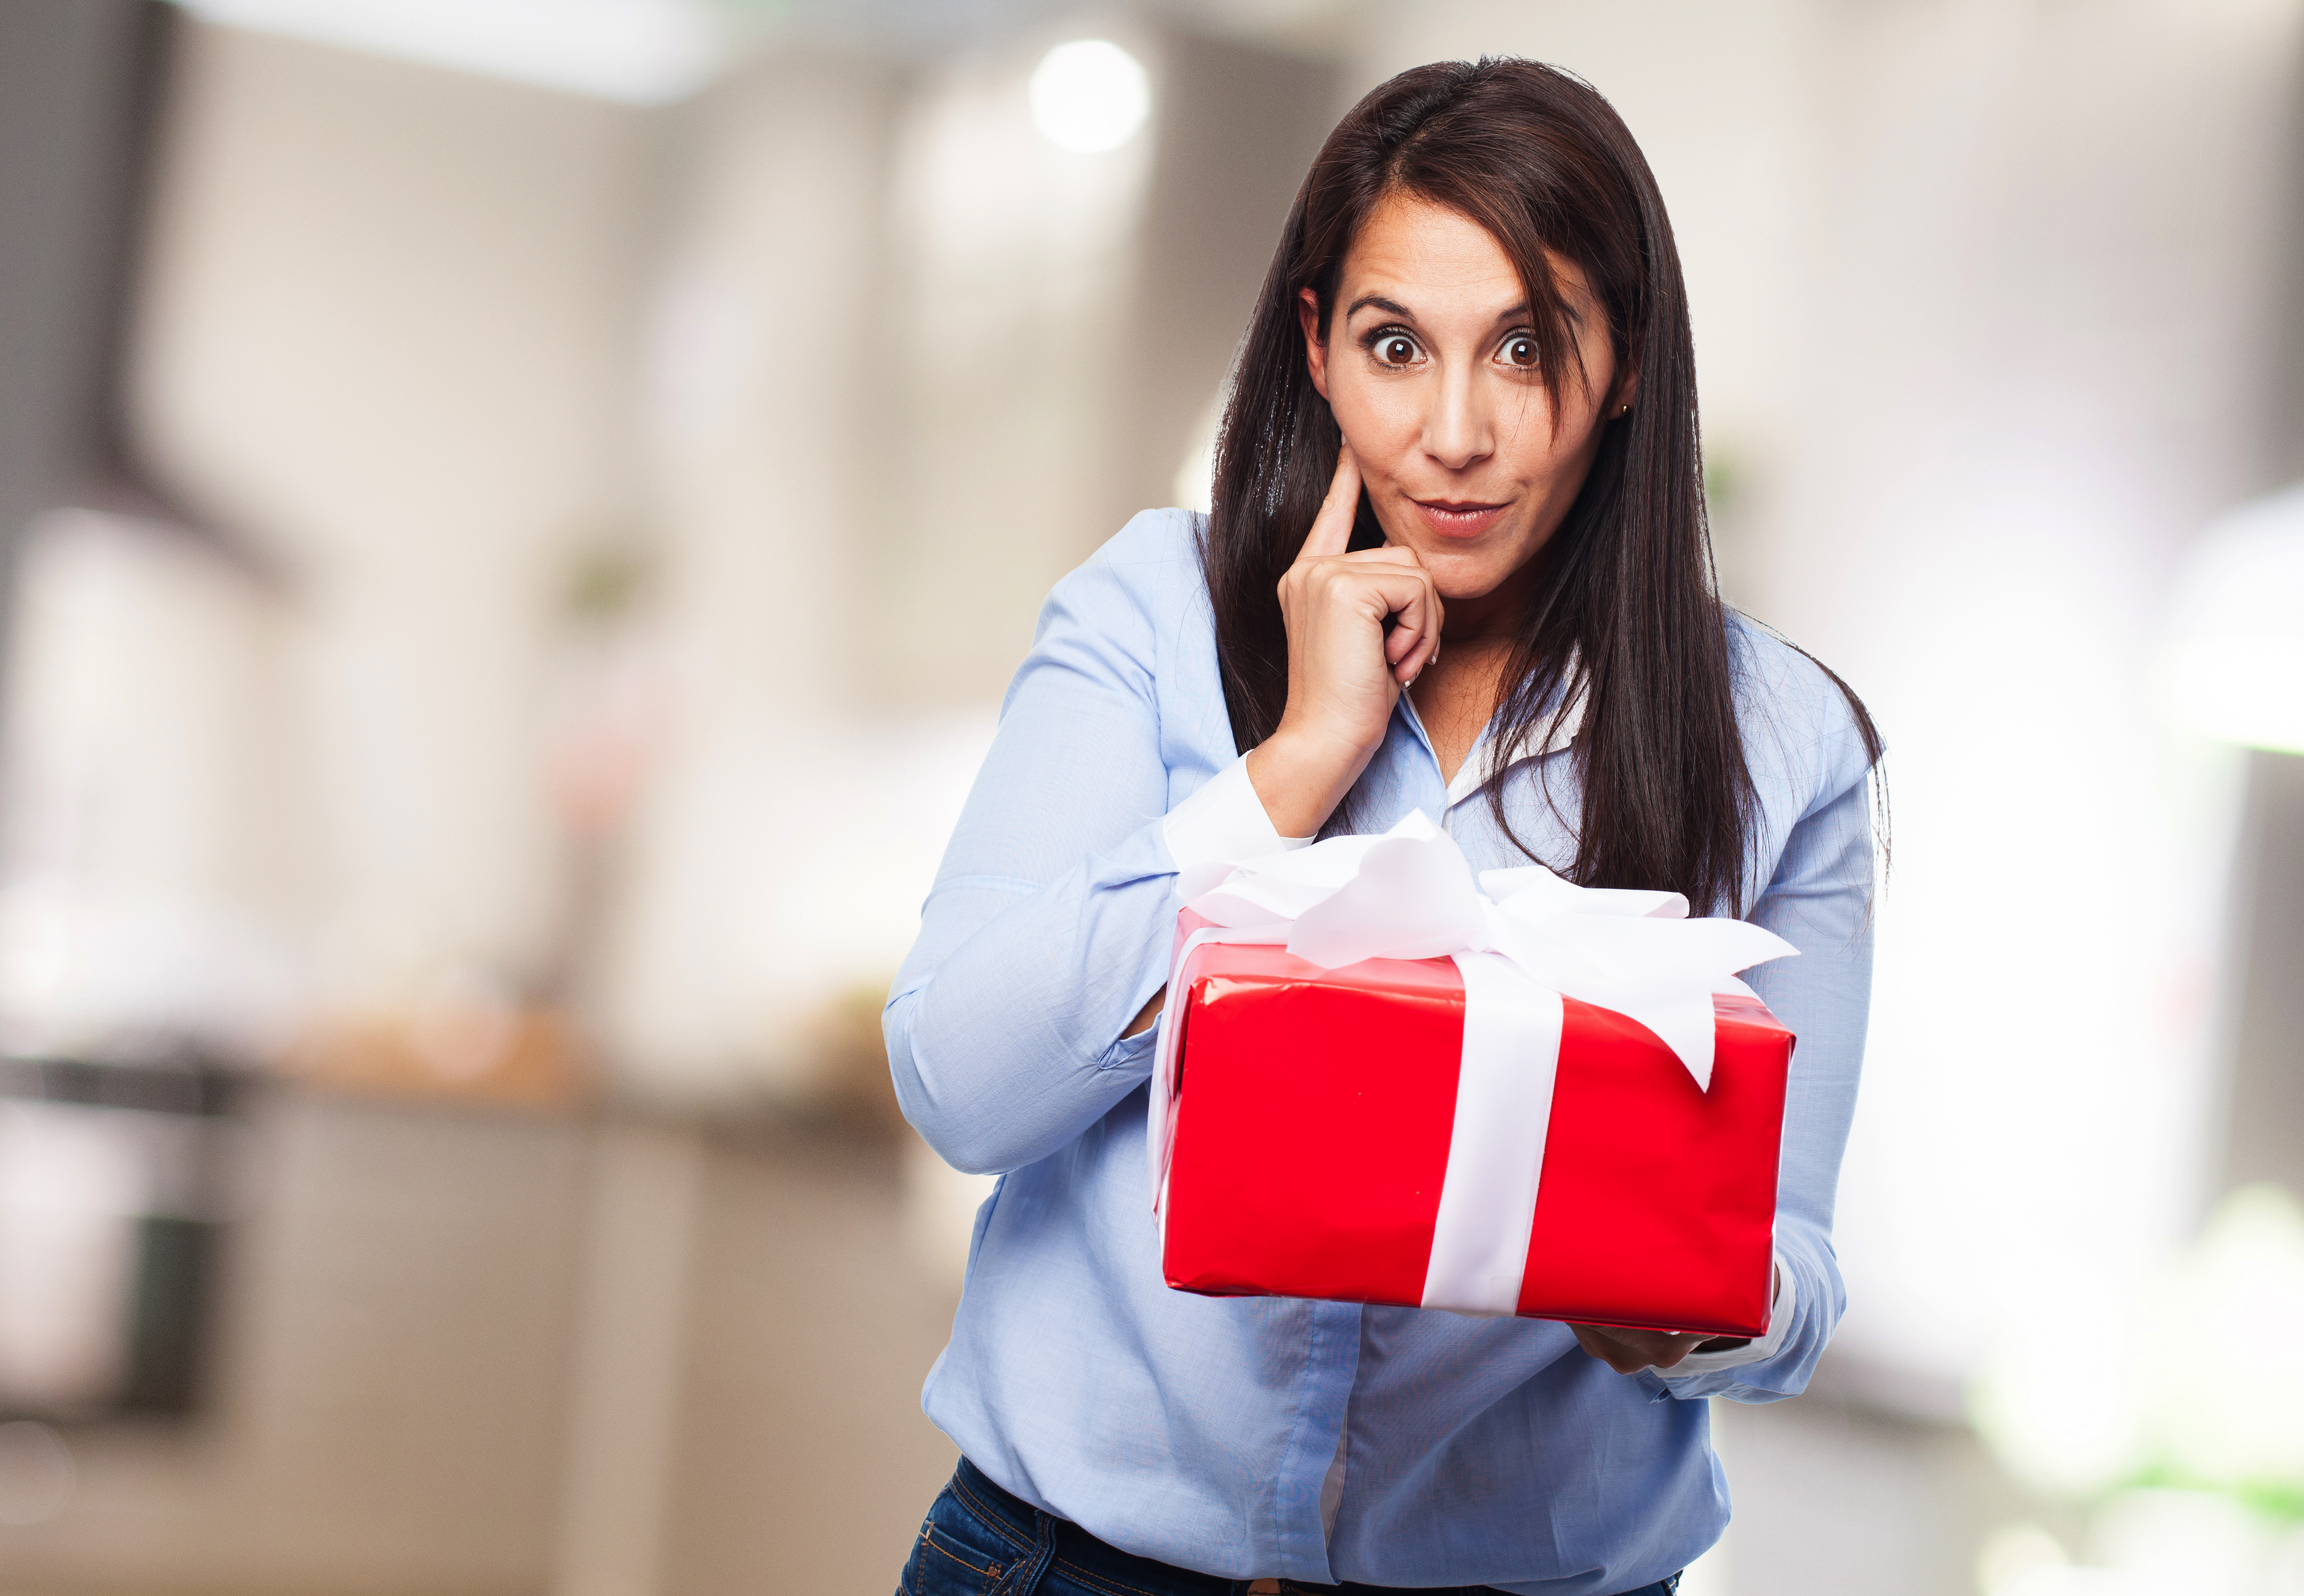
left=991, top=1506, right=1059, bottom=1596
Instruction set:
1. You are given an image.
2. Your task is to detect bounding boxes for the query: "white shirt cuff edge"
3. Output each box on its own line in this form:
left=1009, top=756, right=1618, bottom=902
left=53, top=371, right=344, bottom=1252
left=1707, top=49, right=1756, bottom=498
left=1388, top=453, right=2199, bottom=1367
left=1659, top=1257, right=1795, bottom=1378
left=1161, top=753, right=1309, bottom=873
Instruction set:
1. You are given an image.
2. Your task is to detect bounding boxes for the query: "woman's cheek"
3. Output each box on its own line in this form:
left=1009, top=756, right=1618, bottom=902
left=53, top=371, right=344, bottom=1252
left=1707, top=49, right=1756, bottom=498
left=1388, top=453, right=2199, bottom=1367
left=1331, top=379, right=1418, bottom=472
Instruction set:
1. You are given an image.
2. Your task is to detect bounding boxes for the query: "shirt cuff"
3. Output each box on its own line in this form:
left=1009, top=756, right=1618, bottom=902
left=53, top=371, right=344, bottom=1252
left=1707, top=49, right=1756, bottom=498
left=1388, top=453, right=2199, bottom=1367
left=1161, top=753, right=1311, bottom=872
left=1659, top=1259, right=1794, bottom=1378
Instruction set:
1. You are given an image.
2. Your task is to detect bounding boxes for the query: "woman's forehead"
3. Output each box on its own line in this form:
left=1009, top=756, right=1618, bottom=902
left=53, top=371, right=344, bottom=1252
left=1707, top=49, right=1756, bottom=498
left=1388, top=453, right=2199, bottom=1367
left=1340, top=192, right=1593, bottom=316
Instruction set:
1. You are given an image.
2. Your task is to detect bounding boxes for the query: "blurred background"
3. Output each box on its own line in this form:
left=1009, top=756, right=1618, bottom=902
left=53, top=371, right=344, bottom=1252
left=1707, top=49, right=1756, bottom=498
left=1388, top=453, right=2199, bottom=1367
left=0, top=0, right=2299, bottom=1593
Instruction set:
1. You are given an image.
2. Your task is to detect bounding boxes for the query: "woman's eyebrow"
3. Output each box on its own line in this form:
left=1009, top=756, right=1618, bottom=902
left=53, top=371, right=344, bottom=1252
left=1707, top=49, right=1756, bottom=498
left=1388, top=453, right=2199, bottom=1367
left=1344, top=294, right=1544, bottom=325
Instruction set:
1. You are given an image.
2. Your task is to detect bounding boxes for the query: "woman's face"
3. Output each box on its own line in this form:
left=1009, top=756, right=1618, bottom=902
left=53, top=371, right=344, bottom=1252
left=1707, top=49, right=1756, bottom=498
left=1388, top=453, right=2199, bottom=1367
left=1300, top=193, right=1632, bottom=608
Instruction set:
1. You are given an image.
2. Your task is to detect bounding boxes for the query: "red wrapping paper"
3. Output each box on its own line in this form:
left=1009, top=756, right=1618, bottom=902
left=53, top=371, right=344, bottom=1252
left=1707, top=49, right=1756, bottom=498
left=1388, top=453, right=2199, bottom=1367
left=1158, top=918, right=1793, bottom=1338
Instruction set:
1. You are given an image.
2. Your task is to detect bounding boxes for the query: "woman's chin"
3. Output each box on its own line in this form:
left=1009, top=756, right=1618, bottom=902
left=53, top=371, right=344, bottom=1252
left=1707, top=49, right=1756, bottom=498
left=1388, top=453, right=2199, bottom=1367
left=1419, top=550, right=1526, bottom=604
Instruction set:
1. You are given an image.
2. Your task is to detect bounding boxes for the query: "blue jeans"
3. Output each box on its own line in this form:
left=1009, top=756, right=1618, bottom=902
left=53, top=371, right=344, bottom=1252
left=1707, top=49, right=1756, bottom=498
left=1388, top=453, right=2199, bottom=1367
left=897, top=1458, right=1682, bottom=1596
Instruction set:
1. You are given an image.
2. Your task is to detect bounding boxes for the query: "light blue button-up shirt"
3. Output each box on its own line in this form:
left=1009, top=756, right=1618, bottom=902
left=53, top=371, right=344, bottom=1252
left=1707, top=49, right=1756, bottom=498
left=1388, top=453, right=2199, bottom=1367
left=885, top=509, right=1876, bottom=1594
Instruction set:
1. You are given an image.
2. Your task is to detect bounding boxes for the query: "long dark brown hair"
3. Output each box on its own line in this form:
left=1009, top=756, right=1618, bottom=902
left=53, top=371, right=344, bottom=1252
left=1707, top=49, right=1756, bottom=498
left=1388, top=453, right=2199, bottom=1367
left=1201, top=57, right=1882, bottom=914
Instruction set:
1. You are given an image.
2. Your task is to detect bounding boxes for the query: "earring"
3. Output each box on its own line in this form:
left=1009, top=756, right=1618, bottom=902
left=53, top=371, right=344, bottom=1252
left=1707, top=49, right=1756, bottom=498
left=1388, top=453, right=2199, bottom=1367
left=1617, top=404, right=1631, bottom=418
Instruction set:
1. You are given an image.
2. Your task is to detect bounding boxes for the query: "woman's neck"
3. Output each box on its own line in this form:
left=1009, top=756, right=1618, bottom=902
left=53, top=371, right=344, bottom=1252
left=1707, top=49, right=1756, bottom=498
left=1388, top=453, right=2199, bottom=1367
left=1410, top=555, right=1544, bottom=784
left=1408, top=633, right=1518, bottom=785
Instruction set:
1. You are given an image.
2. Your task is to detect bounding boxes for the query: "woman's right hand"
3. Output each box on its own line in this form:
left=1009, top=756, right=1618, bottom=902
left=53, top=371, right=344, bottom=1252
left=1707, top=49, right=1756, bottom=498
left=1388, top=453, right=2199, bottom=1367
left=1244, top=444, right=1443, bottom=838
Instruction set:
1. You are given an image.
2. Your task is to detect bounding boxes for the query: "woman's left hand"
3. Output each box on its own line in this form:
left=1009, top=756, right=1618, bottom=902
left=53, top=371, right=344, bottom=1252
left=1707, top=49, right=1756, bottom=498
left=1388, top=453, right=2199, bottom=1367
left=1568, top=1323, right=1724, bottom=1373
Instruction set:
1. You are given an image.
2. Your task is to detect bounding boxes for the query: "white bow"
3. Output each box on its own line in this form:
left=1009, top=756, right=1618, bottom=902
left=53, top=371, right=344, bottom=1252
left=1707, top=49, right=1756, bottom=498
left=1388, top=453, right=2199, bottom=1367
left=1173, top=809, right=1797, bottom=1091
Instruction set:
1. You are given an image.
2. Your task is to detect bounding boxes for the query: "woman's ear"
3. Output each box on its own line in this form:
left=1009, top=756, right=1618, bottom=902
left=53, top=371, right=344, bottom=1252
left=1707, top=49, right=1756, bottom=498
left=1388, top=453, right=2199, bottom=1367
left=1298, top=288, right=1331, bottom=402
left=1611, top=363, right=1640, bottom=415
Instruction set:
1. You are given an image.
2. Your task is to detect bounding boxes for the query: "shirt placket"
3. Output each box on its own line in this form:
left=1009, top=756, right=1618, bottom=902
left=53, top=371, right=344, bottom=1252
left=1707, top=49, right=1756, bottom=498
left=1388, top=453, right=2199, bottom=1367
left=1389, top=694, right=1494, bottom=833
left=1283, top=697, right=1490, bottom=1576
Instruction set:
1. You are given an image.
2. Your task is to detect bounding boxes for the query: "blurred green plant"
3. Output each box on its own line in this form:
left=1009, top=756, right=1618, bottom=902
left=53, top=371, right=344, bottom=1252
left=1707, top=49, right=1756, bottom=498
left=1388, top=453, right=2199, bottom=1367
left=558, top=539, right=655, bottom=628
left=1702, top=451, right=1744, bottom=525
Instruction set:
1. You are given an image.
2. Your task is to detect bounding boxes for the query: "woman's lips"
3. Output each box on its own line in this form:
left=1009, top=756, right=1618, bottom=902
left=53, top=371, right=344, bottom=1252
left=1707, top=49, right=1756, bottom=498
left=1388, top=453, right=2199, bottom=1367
left=1409, top=498, right=1511, bottom=538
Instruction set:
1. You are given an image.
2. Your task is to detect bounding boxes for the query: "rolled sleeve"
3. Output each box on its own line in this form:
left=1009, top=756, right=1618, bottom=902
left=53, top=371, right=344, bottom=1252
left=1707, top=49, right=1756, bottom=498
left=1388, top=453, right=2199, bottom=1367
left=1658, top=1261, right=1795, bottom=1389
left=1162, top=753, right=1310, bottom=871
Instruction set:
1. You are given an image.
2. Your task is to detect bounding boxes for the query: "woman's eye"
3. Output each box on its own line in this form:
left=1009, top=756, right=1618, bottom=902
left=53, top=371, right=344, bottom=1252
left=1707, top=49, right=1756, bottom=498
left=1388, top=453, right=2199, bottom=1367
left=1502, top=335, right=1539, bottom=368
left=1372, top=333, right=1419, bottom=366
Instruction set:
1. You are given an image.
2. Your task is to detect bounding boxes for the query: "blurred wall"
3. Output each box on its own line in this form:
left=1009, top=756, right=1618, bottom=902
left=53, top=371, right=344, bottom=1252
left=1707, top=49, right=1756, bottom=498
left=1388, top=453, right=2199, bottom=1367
left=598, top=23, right=1341, bottom=1097
left=596, top=44, right=910, bottom=1096
left=133, top=22, right=661, bottom=1024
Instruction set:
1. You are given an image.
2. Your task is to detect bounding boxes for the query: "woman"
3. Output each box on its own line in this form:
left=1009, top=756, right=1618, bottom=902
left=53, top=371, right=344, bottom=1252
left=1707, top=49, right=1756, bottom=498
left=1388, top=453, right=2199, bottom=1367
left=886, top=57, right=1880, bottom=1596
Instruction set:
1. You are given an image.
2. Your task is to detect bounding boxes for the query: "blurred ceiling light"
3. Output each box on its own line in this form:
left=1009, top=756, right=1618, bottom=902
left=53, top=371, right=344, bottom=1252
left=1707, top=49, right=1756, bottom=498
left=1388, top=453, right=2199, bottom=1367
left=2155, top=482, right=2304, bottom=754
left=173, top=0, right=725, bottom=104
left=1028, top=40, right=1150, bottom=153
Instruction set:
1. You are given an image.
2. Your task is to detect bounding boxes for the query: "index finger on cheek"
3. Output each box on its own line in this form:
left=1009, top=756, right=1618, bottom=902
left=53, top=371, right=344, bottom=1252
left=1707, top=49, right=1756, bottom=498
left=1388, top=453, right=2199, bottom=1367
left=1297, top=446, right=1363, bottom=561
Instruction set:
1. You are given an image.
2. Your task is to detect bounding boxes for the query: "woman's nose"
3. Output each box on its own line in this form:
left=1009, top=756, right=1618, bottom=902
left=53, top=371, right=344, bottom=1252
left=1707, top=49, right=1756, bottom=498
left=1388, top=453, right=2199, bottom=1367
left=1420, top=364, right=1493, bottom=471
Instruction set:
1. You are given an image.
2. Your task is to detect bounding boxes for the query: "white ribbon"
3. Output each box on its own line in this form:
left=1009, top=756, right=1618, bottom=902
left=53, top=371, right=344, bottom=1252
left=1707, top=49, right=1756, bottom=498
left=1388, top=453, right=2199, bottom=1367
left=1149, top=810, right=1798, bottom=1316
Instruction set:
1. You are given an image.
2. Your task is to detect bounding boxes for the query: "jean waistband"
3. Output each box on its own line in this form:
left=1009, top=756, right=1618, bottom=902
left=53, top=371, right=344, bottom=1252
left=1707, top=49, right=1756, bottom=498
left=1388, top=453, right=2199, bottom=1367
left=950, top=1457, right=1518, bottom=1596
left=953, top=1457, right=1237, bottom=1596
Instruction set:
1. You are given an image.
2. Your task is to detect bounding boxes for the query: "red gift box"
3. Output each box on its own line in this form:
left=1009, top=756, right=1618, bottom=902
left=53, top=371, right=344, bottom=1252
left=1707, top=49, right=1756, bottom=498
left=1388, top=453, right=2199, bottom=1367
left=1157, top=911, right=1793, bottom=1338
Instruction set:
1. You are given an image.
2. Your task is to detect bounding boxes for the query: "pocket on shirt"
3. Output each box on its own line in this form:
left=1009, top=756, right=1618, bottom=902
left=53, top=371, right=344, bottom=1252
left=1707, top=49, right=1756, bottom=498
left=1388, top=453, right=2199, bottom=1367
left=899, top=1479, right=1024, bottom=1596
